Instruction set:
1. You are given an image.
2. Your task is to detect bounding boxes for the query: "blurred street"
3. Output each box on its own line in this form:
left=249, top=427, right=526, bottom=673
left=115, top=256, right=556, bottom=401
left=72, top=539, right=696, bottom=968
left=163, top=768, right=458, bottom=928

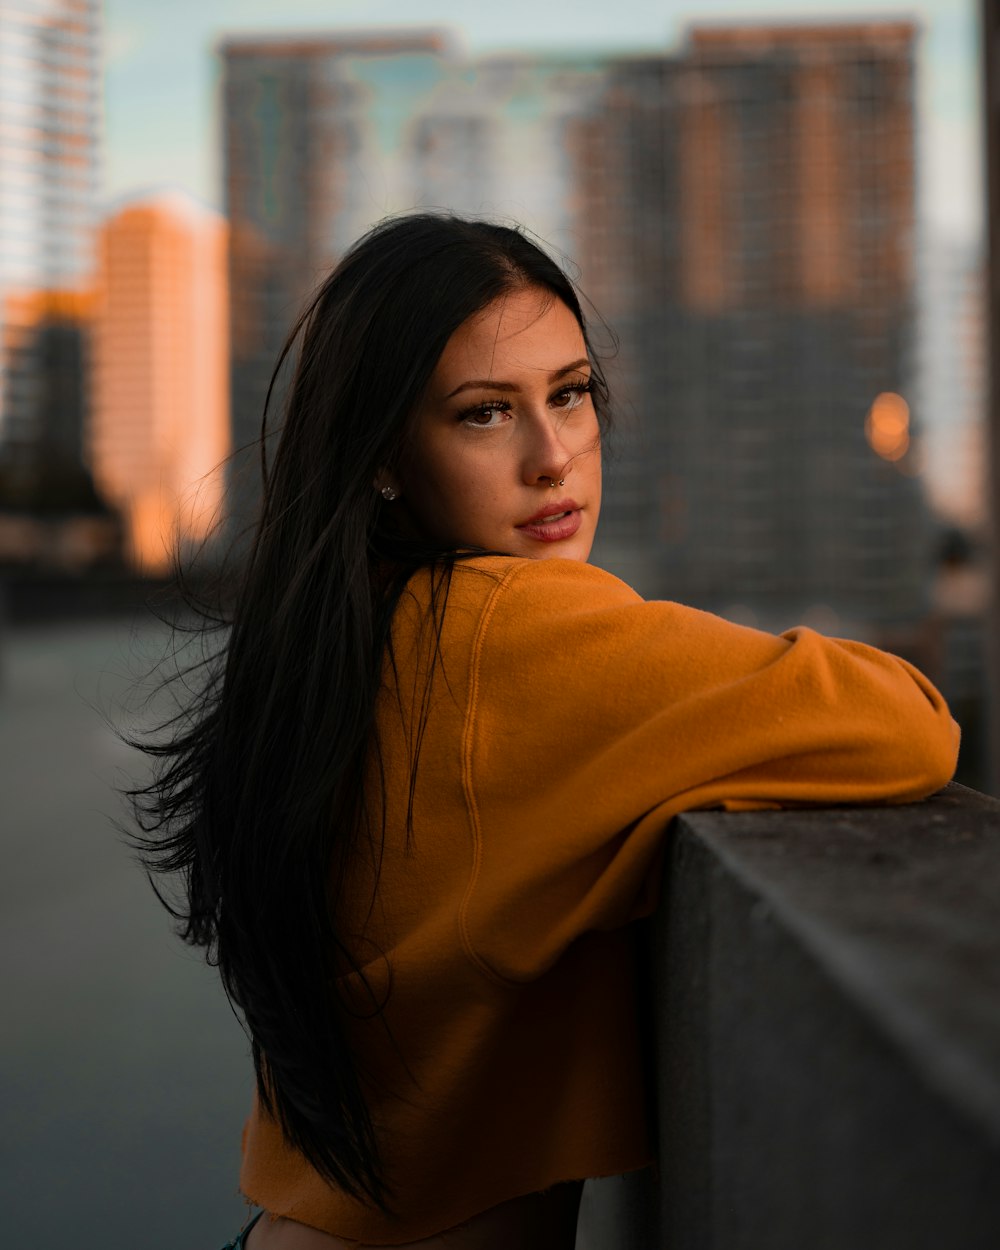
left=0, top=617, right=251, bottom=1248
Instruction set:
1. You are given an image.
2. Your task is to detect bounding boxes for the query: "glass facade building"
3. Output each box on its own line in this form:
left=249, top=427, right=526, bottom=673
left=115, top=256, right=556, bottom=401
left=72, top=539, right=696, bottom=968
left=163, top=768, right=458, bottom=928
left=0, top=0, right=101, bottom=469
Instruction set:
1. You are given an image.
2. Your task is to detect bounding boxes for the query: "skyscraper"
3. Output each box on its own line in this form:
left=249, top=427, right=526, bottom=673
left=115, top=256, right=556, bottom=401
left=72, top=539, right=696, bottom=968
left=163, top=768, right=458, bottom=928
left=219, top=21, right=930, bottom=635
left=220, top=31, right=450, bottom=541
left=919, top=233, right=986, bottom=530
left=0, top=0, right=101, bottom=473
left=90, top=193, right=229, bottom=572
left=583, top=22, right=929, bottom=629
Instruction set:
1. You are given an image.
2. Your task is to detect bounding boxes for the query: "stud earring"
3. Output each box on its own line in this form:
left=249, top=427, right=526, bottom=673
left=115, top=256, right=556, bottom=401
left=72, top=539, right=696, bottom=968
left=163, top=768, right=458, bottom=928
left=380, top=485, right=398, bottom=501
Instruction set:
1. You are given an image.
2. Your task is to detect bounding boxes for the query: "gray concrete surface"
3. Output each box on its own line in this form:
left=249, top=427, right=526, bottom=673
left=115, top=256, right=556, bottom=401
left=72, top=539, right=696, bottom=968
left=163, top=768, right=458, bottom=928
left=591, top=785, right=1000, bottom=1250
left=1, top=617, right=252, bottom=1248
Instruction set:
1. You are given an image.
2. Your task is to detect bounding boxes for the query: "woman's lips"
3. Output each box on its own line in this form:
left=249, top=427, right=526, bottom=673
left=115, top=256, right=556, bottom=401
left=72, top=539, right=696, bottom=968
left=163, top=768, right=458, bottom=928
left=515, top=500, right=583, bottom=543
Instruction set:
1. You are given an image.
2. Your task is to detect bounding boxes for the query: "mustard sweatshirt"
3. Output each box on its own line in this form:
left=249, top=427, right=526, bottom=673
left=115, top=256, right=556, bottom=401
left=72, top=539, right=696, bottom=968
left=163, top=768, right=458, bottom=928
left=240, top=556, right=959, bottom=1244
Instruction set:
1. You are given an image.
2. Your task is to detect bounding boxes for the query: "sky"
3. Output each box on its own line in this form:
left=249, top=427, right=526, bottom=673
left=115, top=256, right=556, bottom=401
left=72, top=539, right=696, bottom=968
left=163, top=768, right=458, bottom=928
left=103, top=0, right=983, bottom=244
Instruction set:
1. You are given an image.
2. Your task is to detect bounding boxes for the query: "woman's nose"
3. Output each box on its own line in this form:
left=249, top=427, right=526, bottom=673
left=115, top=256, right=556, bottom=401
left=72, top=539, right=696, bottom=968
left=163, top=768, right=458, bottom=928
left=521, top=413, right=571, bottom=487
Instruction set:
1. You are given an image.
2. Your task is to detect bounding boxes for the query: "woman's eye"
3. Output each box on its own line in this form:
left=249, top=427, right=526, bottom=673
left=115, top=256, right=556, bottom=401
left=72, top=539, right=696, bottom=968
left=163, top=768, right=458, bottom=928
left=551, top=383, right=591, bottom=410
left=462, top=403, right=511, bottom=428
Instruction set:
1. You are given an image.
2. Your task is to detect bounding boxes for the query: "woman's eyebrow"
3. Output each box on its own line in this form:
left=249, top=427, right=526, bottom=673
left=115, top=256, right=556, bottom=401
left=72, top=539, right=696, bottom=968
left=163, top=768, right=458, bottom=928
left=444, top=357, right=591, bottom=400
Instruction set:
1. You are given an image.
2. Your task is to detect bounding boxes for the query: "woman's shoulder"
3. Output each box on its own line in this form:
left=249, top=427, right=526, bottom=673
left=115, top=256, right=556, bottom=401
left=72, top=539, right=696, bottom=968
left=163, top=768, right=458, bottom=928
left=449, top=555, right=645, bottom=612
left=397, top=558, right=646, bottom=636
left=394, top=557, right=651, bottom=677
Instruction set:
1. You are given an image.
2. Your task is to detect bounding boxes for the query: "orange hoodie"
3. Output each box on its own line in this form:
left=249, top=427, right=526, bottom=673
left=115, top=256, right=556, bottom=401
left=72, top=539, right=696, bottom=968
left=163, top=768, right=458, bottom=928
left=240, top=556, right=959, bottom=1243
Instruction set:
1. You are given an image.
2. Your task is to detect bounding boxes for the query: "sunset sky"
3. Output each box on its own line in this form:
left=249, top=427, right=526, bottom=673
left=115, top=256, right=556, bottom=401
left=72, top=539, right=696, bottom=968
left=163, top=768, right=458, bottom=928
left=103, top=0, right=981, bottom=243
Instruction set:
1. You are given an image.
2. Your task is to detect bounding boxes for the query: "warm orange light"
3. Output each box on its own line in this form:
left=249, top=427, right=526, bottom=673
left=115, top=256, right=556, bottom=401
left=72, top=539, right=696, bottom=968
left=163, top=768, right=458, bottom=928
left=90, top=193, right=230, bottom=574
left=865, top=391, right=910, bottom=461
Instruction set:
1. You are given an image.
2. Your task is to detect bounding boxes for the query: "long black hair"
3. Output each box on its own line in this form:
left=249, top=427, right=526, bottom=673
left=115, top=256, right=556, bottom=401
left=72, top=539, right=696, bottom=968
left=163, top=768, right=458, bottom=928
left=128, top=213, right=611, bottom=1208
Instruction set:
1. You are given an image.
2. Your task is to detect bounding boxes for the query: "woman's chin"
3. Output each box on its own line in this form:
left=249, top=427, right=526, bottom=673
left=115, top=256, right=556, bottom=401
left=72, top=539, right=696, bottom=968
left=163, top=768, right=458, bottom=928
left=515, top=537, right=594, bottom=564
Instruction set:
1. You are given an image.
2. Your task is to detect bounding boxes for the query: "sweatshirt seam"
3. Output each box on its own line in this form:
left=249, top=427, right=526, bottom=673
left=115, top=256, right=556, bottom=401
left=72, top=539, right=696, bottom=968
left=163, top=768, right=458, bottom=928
left=458, top=561, right=532, bottom=988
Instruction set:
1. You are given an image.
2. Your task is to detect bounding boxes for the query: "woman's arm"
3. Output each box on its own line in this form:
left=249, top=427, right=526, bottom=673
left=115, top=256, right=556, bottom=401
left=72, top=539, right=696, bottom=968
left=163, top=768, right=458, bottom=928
left=459, top=559, right=958, bottom=983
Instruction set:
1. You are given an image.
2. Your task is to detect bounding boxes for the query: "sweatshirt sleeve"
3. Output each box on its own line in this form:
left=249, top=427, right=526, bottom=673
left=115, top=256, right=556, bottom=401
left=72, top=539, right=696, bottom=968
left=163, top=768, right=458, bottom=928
left=458, top=559, right=959, bottom=984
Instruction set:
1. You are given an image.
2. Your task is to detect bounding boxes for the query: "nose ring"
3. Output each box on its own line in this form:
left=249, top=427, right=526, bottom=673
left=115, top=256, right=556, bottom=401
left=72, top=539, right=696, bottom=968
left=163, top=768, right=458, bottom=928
left=548, top=478, right=566, bottom=488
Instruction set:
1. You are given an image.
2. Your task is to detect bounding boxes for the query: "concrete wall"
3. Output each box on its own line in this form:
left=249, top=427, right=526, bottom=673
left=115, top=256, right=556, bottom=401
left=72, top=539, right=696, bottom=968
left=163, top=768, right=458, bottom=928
left=582, top=782, right=1000, bottom=1249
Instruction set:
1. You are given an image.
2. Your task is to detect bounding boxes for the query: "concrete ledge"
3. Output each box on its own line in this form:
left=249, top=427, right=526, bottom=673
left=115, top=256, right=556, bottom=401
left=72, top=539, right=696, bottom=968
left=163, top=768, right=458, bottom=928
left=580, top=783, right=1000, bottom=1250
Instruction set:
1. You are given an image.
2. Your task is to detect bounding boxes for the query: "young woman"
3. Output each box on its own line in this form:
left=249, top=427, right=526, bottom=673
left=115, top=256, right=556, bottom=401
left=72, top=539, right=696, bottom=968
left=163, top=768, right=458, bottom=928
left=131, top=214, right=958, bottom=1250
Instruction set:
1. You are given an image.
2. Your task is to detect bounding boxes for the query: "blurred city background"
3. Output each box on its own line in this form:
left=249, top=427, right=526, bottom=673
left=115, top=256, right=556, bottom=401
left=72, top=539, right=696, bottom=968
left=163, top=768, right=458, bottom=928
left=0, top=0, right=989, bottom=1245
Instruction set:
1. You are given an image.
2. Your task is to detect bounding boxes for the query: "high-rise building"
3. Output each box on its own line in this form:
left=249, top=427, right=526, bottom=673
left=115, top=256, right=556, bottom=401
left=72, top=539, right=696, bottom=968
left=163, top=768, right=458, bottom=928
left=221, top=31, right=451, bottom=541
left=918, top=233, right=986, bottom=530
left=220, top=21, right=931, bottom=634
left=90, top=193, right=229, bottom=572
left=0, top=286, right=90, bottom=467
left=580, top=22, right=930, bottom=630
left=0, top=0, right=101, bottom=472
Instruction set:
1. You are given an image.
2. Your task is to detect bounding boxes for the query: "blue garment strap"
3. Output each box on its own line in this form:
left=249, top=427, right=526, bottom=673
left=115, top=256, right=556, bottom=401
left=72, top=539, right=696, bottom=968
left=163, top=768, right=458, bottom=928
left=220, top=1209, right=263, bottom=1249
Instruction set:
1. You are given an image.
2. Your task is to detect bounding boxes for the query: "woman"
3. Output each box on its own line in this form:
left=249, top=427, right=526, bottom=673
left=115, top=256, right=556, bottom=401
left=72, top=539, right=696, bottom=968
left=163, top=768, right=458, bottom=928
left=131, top=214, right=958, bottom=1250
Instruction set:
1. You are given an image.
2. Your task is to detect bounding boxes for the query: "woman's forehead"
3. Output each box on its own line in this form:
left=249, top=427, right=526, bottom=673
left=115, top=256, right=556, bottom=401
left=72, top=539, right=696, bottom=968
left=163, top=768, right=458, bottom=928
left=434, top=289, right=585, bottom=384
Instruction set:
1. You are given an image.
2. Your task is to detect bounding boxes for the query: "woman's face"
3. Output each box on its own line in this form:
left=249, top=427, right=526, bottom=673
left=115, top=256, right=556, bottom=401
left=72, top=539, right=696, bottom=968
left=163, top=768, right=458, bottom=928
left=396, top=287, right=602, bottom=562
